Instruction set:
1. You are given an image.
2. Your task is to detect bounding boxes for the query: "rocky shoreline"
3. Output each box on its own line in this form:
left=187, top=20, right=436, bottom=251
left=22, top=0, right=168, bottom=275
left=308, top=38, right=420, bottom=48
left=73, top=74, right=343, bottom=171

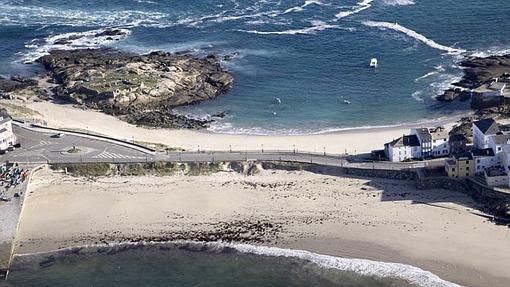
left=437, top=54, right=510, bottom=119
left=1, top=47, right=234, bottom=129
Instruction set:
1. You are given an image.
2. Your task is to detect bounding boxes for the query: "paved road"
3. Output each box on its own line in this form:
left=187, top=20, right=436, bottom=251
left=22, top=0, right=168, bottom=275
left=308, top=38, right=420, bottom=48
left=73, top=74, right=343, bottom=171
left=1, top=125, right=445, bottom=171
left=4, top=125, right=151, bottom=163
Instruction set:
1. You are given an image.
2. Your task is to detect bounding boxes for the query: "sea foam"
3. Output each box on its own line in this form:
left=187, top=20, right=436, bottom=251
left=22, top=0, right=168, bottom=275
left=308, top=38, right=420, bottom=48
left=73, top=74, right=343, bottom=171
left=13, top=241, right=462, bottom=287
left=20, top=28, right=131, bottom=63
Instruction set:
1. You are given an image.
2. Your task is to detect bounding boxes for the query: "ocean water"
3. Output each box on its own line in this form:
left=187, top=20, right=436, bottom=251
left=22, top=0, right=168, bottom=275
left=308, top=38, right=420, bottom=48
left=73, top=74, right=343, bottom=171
left=0, top=0, right=509, bottom=134
left=5, top=242, right=459, bottom=287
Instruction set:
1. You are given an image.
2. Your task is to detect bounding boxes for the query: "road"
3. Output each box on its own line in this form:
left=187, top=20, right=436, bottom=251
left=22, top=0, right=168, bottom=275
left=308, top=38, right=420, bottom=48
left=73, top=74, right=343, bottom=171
left=1, top=125, right=445, bottom=171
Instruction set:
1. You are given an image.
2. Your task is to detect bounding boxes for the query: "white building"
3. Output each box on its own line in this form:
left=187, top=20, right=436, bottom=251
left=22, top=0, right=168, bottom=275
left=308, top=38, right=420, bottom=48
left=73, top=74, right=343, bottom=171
left=0, top=111, right=15, bottom=151
left=411, top=127, right=449, bottom=158
left=471, top=148, right=497, bottom=175
left=384, top=135, right=421, bottom=162
left=473, top=119, right=500, bottom=149
left=488, top=133, right=510, bottom=166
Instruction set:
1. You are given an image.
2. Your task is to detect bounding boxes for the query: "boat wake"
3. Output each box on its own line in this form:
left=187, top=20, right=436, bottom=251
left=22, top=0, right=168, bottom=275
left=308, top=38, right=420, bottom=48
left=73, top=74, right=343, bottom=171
left=362, top=21, right=466, bottom=54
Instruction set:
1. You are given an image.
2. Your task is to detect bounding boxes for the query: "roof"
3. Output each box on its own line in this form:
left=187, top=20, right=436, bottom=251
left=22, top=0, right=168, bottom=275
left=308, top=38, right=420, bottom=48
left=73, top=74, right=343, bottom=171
left=489, top=82, right=507, bottom=91
left=429, top=127, right=448, bottom=140
left=449, top=134, right=467, bottom=142
left=490, top=133, right=510, bottom=145
left=413, top=128, right=432, bottom=141
left=471, top=148, right=495, bottom=157
left=473, top=119, right=499, bottom=135
left=454, top=151, right=473, bottom=160
left=485, top=167, right=507, bottom=177
left=386, top=134, right=420, bottom=148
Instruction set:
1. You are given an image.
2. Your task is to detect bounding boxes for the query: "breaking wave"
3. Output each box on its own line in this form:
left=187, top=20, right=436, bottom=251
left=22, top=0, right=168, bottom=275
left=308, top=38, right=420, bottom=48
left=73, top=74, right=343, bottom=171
left=237, top=20, right=339, bottom=35
left=20, top=28, right=131, bottom=63
left=335, top=0, right=373, bottom=19
left=362, top=21, right=466, bottom=54
left=382, top=0, right=416, bottom=6
left=13, top=241, right=461, bottom=287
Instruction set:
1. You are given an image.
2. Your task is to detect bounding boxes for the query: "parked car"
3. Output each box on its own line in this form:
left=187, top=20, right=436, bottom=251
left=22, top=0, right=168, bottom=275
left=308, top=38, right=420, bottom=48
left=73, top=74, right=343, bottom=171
left=52, top=133, right=65, bottom=138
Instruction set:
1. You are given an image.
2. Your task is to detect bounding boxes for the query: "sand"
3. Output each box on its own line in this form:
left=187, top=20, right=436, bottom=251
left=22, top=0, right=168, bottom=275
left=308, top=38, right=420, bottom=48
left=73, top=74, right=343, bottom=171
left=13, top=167, right=510, bottom=287
left=19, top=101, right=459, bottom=154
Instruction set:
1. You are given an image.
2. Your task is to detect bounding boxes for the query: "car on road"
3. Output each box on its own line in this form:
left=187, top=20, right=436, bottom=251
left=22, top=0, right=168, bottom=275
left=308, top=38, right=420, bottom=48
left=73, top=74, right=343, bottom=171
left=52, top=133, right=65, bottom=138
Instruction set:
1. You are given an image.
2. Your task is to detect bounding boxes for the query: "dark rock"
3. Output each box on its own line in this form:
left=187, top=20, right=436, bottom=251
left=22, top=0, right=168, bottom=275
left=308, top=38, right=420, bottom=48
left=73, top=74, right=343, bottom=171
left=31, top=48, right=233, bottom=129
left=436, top=88, right=471, bottom=102
left=94, top=29, right=127, bottom=38
left=212, top=111, right=226, bottom=118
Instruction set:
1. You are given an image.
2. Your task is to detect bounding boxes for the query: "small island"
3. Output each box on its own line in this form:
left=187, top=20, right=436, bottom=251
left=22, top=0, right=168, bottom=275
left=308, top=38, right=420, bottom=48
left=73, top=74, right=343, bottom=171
left=1, top=48, right=234, bottom=129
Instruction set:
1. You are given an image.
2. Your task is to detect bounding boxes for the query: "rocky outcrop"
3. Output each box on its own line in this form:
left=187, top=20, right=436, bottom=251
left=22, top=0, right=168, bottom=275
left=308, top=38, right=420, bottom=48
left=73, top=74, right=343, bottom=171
left=0, top=76, right=37, bottom=93
left=436, top=88, right=471, bottom=102
left=436, top=55, right=510, bottom=121
left=33, top=48, right=233, bottom=129
left=456, top=55, right=510, bottom=89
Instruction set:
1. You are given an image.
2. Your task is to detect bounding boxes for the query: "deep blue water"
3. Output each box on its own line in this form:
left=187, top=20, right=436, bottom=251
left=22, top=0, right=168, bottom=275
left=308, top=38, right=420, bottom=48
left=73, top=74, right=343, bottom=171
left=1, top=0, right=509, bottom=134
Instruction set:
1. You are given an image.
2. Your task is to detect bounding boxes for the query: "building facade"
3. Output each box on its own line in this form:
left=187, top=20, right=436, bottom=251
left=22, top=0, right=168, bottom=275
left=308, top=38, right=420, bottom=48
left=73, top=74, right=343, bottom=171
left=0, top=112, right=15, bottom=151
left=473, top=119, right=500, bottom=149
left=445, top=152, right=474, bottom=178
left=384, top=135, right=421, bottom=162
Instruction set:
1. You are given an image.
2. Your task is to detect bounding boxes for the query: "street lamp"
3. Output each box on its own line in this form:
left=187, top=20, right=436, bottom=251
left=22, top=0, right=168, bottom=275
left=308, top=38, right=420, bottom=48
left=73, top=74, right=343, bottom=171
left=293, top=144, right=296, bottom=154
left=229, top=145, right=232, bottom=153
left=198, top=145, right=200, bottom=153
left=261, top=144, right=264, bottom=153
left=323, top=146, right=326, bottom=156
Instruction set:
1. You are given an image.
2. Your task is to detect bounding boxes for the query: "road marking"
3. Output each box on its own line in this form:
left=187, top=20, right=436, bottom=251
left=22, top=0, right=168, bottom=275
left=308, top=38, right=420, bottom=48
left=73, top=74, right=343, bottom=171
left=27, top=140, right=58, bottom=150
left=92, top=151, right=145, bottom=159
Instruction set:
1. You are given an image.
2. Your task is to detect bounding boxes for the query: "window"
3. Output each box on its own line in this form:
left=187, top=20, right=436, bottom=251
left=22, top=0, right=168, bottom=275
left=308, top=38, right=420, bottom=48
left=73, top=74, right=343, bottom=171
left=466, top=172, right=469, bottom=176
left=477, top=159, right=480, bottom=163
left=499, top=147, right=502, bottom=151
left=466, top=167, right=470, bottom=171
left=452, top=168, right=456, bottom=172
left=466, top=161, right=470, bottom=164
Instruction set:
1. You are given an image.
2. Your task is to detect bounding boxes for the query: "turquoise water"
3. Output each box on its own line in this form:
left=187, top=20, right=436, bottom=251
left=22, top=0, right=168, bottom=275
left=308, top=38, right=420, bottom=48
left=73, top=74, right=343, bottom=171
left=5, top=243, right=456, bottom=287
left=0, top=0, right=509, bottom=134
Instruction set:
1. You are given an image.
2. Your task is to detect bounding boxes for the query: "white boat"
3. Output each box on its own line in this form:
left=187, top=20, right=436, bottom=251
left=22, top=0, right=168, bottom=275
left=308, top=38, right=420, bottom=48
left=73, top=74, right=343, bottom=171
left=370, top=58, right=378, bottom=68
left=343, top=99, right=351, bottom=105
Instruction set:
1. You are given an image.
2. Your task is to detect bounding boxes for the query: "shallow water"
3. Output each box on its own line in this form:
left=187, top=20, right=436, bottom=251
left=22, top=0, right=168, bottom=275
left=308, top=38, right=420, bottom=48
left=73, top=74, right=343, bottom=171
left=0, top=0, right=509, bottom=134
left=6, top=243, right=450, bottom=287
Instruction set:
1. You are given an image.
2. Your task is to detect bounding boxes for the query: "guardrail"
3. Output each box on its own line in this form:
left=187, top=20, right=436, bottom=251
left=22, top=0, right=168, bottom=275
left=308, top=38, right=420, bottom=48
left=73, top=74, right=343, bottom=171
left=11, top=150, right=433, bottom=171
left=12, top=120, right=156, bottom=154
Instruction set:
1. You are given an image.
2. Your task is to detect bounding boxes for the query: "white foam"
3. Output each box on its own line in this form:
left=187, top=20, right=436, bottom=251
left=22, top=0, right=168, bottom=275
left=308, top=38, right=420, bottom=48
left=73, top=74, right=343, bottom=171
left=13, top=241, right=463, bottom=287
left=0, top=4, right=169, bottom=28
left=335, top=0, right=373, bottom=19
left=206, top=242, right=461, bottom=287
left=411, top=91, right=425, bottom=102
left=20, top=28, right=131, bottom=63
left=237, top=20, right=338, bottom=35
left=362, top=21, right=466, bottom=54
left=469, top=47, right=510, bottom=58
left=382, top=0, right=416, bottom=6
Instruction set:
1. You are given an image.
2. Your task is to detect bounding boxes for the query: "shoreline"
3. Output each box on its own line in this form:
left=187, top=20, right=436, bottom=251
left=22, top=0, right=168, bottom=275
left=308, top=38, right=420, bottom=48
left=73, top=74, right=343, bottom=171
left=11, top=168, right=510, bottom=287
left=10, top=241, right=462, bottom=287
left=4, top=100, right=463, bottom=154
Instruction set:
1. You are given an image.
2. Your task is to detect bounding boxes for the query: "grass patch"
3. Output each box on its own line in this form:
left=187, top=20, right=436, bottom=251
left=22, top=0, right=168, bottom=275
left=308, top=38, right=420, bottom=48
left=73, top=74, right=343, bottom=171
left=51, top=163, right=114, bottom=177
left=51, top=161, right=228, bottom=177
left=134, top=140, right=185, bottom=152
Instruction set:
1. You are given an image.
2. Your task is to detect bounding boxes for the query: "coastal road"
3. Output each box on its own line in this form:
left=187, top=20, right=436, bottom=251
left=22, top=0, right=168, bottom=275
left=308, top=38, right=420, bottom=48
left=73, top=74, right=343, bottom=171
left=1, top=124, right=445, bottom=171
left=4, top=125, right=152, bottom=163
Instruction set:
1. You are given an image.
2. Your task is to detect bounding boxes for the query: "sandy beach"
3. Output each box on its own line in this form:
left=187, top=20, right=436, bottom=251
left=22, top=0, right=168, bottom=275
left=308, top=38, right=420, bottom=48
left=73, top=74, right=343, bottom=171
left=12, top=100, right=460, bottom=154
left=13, top=167, right=510, bottom=287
